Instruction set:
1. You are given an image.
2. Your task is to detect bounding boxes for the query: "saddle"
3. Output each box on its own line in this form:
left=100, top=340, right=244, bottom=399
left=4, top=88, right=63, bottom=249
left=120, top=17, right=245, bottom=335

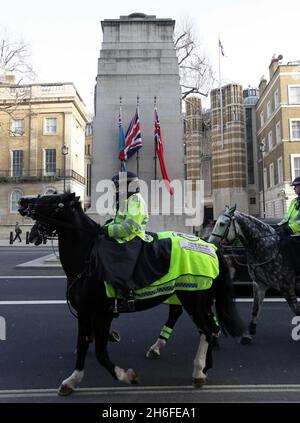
left=95, top=234, right=172, bottom=293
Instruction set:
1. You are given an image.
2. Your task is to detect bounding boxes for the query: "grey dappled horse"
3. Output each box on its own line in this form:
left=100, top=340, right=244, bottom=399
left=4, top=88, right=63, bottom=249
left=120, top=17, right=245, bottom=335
left=209, top=205, right=300, bottom=344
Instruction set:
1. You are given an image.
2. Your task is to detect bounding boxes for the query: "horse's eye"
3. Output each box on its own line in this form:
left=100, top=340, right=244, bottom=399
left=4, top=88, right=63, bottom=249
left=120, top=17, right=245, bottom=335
left=219, top=222, right=225, bottom=227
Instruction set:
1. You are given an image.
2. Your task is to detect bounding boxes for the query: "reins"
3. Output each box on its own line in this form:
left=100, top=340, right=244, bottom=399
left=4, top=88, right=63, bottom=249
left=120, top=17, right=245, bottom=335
left=216, top=213, right=281, bottom=268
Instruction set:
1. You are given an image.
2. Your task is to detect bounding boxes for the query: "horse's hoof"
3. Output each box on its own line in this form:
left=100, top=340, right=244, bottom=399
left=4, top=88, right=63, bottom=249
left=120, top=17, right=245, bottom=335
left=127, top=368, right=139, bottom=385
left=109, top=330, right=121, bottom=343
left=58, top=384, right=74, bottom=396
left=193, top=377, right=207, bottom=388
left=146, top=348, right=160, bottom=359
left=240, top=335, right=253, bottom=345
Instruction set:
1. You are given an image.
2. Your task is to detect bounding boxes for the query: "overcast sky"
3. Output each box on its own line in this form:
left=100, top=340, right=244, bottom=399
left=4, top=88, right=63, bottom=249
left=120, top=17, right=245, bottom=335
left=1, top=0, right=300, bottom=114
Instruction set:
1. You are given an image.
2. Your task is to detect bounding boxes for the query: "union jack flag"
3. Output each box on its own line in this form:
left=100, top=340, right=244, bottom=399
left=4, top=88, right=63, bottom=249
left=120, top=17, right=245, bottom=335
left=119, top=109, right=142, bottom=161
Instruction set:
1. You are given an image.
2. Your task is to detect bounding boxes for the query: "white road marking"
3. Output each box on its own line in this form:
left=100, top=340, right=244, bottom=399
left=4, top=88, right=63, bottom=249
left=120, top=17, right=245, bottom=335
left=0, top=300, right=66, bottom=305
left=0, top=384, right=300, bottom=398
left=0, top=276, right=65, bottom=279
left=0, top=298, right=291, bottom=305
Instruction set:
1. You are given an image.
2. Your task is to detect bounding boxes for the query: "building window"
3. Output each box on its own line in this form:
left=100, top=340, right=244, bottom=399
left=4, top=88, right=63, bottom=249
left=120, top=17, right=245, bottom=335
left=249, top=197, right=256, bottom=204
left=269, top=163, right=275, bottom=187
left=274, top=89, right=280, bottom=109
left=10, top=190, right=23, bottom=213
left=44, top=118, right=57, bottom=134
left=288, top=86, right=300, bottom=104
left=260, top=111, right=264, bottom=127
left=10, top=119, right=25, bottom=136
left=278, top=157, right=283, bottom=183
left=291, top=154, right=300, bottom=179
left=275, top=121, right=281, bottom=144
left=44, top=149, right=56, bottom=175
left=267, top=101, right=271, bottom=119
left=290, top=119, right=300, bottom=140
left=11, top=150, right=24, bottom=176
left=268, top=131, right=273, bottom=151
left=85, top=123, right=93, bottom=136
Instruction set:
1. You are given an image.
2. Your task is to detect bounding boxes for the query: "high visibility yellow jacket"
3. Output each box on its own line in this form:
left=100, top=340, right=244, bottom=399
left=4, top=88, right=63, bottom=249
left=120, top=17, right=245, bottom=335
left=278, top=197, right=300, bottom=234
left=106, top=192, right=153, bottom=244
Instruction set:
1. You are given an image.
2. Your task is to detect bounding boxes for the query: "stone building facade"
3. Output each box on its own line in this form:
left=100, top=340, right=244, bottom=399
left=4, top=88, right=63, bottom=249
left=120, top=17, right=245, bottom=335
left=256, top=56, right=300, bottom=218
left=0, top=76, right=89, bottom=237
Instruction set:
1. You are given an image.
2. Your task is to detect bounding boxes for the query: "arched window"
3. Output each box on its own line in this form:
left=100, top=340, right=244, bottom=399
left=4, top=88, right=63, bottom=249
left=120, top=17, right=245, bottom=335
left=10, top=190, right=23, bottom=213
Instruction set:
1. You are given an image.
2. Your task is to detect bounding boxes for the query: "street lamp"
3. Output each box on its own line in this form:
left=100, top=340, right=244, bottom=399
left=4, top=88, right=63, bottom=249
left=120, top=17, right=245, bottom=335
left=259, top=141, right=266, bottom=218
left=61, top=144, right=69, bottom=192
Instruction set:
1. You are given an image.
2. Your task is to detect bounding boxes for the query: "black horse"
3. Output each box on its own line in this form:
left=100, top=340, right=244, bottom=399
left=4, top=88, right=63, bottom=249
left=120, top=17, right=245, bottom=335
left=18, top=192, right=244, bottom=395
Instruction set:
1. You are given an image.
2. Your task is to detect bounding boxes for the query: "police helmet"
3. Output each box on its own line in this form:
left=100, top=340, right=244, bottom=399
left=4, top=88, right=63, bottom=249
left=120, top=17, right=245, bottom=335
left=112, top=171, right=139, bottom=193
left=291, top=176, right=300, bottom=186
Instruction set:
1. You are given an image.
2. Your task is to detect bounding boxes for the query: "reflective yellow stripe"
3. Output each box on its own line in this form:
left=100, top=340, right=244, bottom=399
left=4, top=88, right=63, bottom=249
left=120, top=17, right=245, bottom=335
left=121, top=223, right=132, bottom=235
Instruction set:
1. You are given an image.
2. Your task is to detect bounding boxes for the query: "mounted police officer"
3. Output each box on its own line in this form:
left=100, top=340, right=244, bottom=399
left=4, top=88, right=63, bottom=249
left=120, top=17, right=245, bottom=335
left=98, top=171, right=154, bottom=305
left=275, top=176, right=300, bottom=272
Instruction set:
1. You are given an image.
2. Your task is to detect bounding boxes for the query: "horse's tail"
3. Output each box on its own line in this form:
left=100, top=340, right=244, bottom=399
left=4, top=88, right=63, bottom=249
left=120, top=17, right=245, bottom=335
left=214, top=250, right=245, bottom=337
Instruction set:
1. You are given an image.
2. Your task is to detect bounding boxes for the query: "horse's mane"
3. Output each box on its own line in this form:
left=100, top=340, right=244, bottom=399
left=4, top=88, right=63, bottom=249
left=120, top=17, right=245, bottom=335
left=235, top=211, right=273, bottom=233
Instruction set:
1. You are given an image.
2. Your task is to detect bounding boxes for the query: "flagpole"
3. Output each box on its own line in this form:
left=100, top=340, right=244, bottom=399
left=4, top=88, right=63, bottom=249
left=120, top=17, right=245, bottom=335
left=154, top=96, right=157, bottom=181
left=136, top=96, right=140, bottom=177
left=218, top=35, right=224, bottom=150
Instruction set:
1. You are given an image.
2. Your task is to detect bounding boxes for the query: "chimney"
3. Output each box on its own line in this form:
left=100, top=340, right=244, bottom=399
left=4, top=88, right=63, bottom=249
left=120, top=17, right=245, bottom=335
left=259, top=76, right=267, bottom=96
left=0, top=73, right=16, bottom=84
left=269, top=54, right=283, bottom=79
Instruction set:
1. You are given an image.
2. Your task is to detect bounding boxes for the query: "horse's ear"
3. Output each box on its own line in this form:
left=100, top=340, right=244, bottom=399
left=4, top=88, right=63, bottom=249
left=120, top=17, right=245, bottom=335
left=229, top=204, right=237, bottom=214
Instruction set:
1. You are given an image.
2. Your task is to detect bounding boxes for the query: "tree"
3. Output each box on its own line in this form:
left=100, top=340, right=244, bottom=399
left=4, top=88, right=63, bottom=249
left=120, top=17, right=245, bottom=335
left=0, top=33, right=35, bottom=83
left=0, top=32, right=35, bottom=135
left=174, top=19, right=214, bottom=100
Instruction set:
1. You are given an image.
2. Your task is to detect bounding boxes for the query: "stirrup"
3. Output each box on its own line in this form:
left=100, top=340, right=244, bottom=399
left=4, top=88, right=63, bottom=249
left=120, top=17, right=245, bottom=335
left=127, top=297, right=136, bottom=312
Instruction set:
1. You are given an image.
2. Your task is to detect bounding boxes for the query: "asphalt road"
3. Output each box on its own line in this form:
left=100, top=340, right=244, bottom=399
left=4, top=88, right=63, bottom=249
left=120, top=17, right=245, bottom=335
left=1, top=246, right=300, bottom=406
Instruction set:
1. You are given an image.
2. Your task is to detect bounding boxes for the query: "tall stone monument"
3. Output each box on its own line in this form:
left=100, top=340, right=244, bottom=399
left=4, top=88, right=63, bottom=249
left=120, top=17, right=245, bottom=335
left=90, top=13, right=196, bottom=232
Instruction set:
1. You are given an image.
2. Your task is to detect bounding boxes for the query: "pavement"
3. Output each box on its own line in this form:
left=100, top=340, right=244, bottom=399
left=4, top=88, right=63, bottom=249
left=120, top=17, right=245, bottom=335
left=0, top=239, right=58, bottom=247
left=0, top=239, right=61, bottom=268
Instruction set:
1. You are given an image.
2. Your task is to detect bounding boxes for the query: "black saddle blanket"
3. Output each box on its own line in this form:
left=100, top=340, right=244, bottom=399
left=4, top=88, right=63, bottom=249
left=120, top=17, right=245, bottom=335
left=92, top=234, right=172, bottom=292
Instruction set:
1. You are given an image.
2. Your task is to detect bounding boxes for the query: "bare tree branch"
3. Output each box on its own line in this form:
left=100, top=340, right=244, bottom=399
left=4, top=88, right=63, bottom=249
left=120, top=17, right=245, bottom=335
left=174, top=19, right=214, bottom=100
left=0, top=32, right=36, bottom=128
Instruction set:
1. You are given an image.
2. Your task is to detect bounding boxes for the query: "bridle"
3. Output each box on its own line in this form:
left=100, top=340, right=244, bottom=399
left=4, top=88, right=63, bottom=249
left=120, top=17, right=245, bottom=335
left=212, top=210, right=280, bottom=269
left=19, top=196, right=100, bottom=238
left=210, top=212, right=238, bottom=245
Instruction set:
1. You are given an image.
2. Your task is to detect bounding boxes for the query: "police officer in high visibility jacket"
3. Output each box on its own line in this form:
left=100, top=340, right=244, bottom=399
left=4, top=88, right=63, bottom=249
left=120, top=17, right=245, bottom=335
left=275, top=176, right=300, bottom=271
left=104, top=172, right=152, bottom=244
left=99, top=171, right=153, bottom=303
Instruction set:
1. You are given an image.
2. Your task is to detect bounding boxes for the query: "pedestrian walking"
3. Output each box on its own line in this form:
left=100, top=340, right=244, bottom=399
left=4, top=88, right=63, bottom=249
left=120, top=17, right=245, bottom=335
left=13, top=222, right=22, bottom=243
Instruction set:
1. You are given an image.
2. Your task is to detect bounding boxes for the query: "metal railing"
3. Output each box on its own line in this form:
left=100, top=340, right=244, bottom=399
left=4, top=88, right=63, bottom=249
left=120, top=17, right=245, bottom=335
left=0, top=169, right=85, bottom=185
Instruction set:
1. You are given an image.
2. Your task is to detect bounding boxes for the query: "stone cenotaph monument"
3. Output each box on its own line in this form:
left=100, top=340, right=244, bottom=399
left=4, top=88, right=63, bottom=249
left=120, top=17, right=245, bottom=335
left=90, top=13, right=197, bottom=232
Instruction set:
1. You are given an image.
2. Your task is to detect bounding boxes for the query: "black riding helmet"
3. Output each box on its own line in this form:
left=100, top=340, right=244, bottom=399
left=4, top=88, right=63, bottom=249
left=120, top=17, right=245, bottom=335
left=291, top=176, right=300, bottom=186
left=111, top=171, right=139, bottom=194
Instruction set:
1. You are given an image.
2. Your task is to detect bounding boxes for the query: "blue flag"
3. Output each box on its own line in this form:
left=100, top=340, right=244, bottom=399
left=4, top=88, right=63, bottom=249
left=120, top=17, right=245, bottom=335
left=118, top=110, right=126, bottom=171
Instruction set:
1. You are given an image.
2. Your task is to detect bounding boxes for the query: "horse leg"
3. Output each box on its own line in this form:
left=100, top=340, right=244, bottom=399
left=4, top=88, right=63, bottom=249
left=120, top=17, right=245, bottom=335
left=92, top=312, right=139, bottom=385
left=58, top=313, right=91, bottom=396
left=281, top=280, right=300, bottom=316
left=241, top=282, right=267, bottom=345
left=177, top=291, right=214, bottom=388
left=146, top=304, right=183, bottom=359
